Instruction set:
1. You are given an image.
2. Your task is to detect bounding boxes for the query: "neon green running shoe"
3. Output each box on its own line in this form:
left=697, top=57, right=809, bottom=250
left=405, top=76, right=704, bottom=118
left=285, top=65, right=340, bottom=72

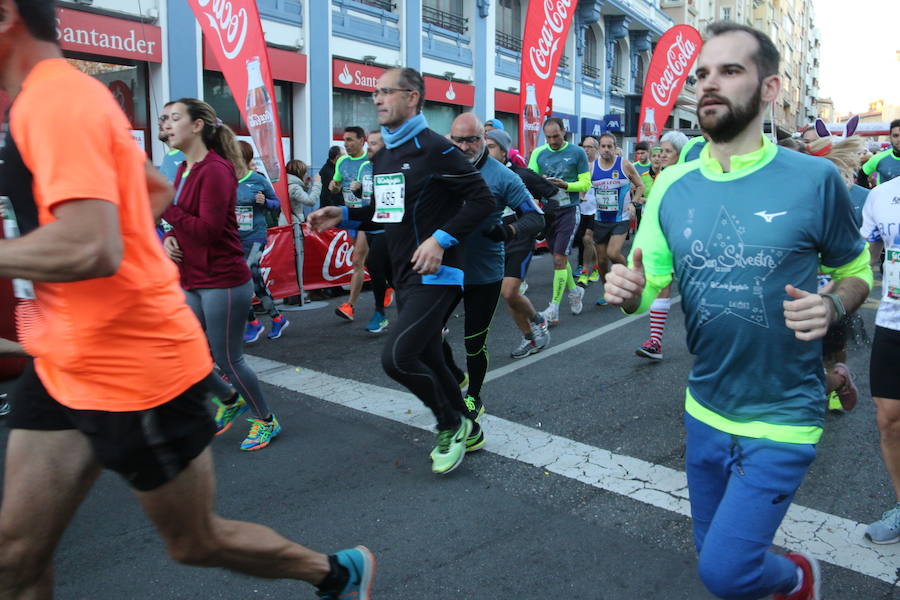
left=466, top=421, right=485, bottom=453
left=212, top=394, right=249, bottom=435
left=588, top=269, right=600, bottom=282
left=827, top=390, right=844, bottom=412
left=458, top=372, right=469, bottom=390
left=431, top=418, right=472, bottom=475
left=576, top=272, right=589, bottom=286
left=241, top=415, right=282, bottom=451
left=463, top=394, right=485, bottom=422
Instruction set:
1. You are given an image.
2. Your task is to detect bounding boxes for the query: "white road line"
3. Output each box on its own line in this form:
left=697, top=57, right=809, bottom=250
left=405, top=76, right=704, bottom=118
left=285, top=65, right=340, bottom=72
left=484, top=297, right=681, bottom=383
left=247, top=355, right=900, bottom=585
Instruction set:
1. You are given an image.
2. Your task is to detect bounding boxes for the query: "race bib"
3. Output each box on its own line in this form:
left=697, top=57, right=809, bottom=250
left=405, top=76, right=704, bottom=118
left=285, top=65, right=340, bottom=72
left=373, top=173, right=405, bottom=223
left=0, top=197, right=35, bottom=299
left=596, top=190, right=618, bottom=211
left=236, top=206, right=254, bottom=231
left=345, top=196, right=363, bottom=209
left=886, top=249, right=900, bottom=299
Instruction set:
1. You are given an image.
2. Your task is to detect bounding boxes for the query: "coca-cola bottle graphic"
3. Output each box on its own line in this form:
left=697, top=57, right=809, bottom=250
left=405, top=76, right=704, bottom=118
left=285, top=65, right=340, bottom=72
left=522, top=83, right=541, bottom=159
left=245, top=57, right=281, bottom=183
left=640, top=108, right=658, bottom=145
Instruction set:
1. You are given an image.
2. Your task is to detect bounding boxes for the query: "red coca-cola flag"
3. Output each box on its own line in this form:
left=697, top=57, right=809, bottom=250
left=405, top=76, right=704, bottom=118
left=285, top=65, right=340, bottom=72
left=301, top=225, right=370, bottom=290
left=187, top=0, right=291, bottom=222
left=519, top=0, right=577, bottom=160
left=637, top=25, right=702, bottom=144
left=258, top=226, right=300, bottom=299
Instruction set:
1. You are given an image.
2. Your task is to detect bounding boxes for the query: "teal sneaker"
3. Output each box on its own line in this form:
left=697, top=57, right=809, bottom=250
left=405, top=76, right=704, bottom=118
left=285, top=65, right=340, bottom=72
left=865, top=503, right=900, bottom=544
left=240, top=415, right=282, bottom=451
left=317, top=546, right=376, bottom=600
left=365, top=312, right=389, bottom=333
left=466, top=421, right=485, bottom=453
left=431, top=418, right=472, bottom=475
left=212, top=394, right=248, bottom=435
left=463, top=394, right=485, bottom=422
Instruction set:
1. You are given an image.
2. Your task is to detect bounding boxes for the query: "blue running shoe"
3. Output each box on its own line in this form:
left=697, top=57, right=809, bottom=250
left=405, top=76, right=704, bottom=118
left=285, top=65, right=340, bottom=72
left=366, top=312, right=389, bottom=333
left=267, top=316, right=289, bottom=340
left=596, top=297, right=608, bottom=306
left=244, top=320, right=263, bottom=344
left=317, top=546, right=376, bottom=600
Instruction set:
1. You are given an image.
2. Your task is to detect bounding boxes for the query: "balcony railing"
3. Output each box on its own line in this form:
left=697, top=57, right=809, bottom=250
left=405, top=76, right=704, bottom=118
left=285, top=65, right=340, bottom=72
left=558, top=54, right=569, bottom=70
left=582, top=63, right=602, bottom=79
left=422, top=5, right=467, bottom=34
left=611, top=74, right=626, bottom=89
left=496, top=31, right=522, bottom=52
left=356, top=0, right=395, bottom=10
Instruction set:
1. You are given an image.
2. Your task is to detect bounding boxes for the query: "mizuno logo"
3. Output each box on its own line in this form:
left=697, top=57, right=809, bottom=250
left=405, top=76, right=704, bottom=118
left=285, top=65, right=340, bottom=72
left=754, top=210, right=787, bottom=223
left=402, top=163, right=410, bottom=170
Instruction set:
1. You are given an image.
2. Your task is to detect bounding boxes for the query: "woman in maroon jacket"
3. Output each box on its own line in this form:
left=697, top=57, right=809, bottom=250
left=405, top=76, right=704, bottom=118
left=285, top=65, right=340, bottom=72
left=161, top=98, right=280, bottom=451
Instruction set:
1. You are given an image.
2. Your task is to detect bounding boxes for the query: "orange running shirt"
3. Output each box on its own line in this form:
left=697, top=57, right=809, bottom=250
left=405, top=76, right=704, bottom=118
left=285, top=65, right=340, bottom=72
left=6, top=59, right=212, bottom=411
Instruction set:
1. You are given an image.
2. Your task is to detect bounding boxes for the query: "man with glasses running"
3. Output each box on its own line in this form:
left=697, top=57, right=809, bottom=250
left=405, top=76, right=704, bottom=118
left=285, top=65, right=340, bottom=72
left=309, top=68, right=495, bottom=475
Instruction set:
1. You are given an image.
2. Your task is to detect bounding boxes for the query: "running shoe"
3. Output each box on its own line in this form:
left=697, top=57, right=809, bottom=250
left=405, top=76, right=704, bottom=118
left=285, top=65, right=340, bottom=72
left=531, top=315, right=550, bottom=349
left=831, top=363, right=858, bottom=411
left=773, top=552, right=820, bottom=600
left=588, top=269, right=600, bottom=283
left=240, top=415, right=282, bottom=451
left=463, top=394, right=485, bottom=422
left=267, top=316, right=289, bottom=340
left=366, top=312, right=389, bottom=333
left=596, top=296, right=608, bottom=306
left=827, top=391, right=843, bottom=412
left=243, top=320, right=264, bottom=344
left=212, top=394, right=249, bottom=435
left=511, top=337, right=540, bottom=359
left=431, top=418, right=472, bottom=475
left=466, top=421, right=485, bottom=453
left=576, top=271, right=590, bottom=287
left=317, top=546, right=376, bottom=600
left=540, top=303, right=560, bottom=327
left=519, top=280, right=528, bottom=295
left=335, top=302, right=355, bottom=321
left=458, top=372, right=469, bottom=390
left=865, top=503, right=900, bottom=544
left=384, top=287, right=394, bottom=307
left=0, top=401, right=9, bottom=417
left=568, top=285, right=585, bottom=315
left=636, top=339, right=663, bottom=360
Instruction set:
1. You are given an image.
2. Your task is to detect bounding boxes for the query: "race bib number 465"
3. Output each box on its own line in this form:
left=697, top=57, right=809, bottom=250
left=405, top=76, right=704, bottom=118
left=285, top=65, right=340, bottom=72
left=374, top=173, right=405, bottom=223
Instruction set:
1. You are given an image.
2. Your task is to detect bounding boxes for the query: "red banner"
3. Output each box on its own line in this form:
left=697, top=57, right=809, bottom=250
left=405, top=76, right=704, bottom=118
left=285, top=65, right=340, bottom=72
left=301, top=226, right=370, bottom=290
left=259, top=226, right=300, bottom=299
left=519, top=0, right=577, bottom=159
left=637, top=25, right=702, bottom=144
left=56, top=7, right=163, bottom=63
left=187, top=0, right=290, bottom=223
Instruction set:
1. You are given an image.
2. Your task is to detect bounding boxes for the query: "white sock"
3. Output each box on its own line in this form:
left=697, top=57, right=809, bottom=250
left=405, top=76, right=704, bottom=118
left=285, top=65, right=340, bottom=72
left=787, top=566, right=804, bottom=596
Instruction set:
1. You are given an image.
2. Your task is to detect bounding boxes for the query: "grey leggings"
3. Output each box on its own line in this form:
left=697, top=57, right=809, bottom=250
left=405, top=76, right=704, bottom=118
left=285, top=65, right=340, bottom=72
left=184, top=280, right=271, bottom=418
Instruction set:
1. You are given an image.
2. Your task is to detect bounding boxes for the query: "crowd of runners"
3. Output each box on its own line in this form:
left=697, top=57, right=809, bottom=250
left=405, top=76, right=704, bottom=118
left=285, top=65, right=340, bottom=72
left=0, top=1, right=898, bottom=599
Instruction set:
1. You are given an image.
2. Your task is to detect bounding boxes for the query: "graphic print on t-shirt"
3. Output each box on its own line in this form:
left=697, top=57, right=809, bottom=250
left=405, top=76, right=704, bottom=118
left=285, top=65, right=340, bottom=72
left=680, top=206, right=790, bottom=328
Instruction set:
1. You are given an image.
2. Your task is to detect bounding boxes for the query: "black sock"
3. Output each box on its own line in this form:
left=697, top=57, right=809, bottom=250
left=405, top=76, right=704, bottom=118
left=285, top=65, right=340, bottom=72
left=524, top=332, right=534, bottom=340
left=530, top=313, right=543, bottom=324
left=316, top=555, right=349, bottom=594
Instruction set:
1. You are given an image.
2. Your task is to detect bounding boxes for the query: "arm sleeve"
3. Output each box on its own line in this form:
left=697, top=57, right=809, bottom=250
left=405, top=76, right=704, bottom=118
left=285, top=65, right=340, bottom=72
left=817, top=168, right=866, bottom=269
left=861, top=153, right=880, bottom=176
left=819, top=248, right=873, bottom=288
left=625, top=178, right=675, bottom=314
left=434, top=150, right=496, bottom=242
left=161, top=166, right=233, bottom=244
left=566, top=171, right=591, bottom=193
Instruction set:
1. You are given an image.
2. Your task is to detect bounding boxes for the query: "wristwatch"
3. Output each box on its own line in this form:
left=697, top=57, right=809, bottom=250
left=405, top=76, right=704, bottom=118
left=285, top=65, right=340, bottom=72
left=821, top=293, right=846, bottom=323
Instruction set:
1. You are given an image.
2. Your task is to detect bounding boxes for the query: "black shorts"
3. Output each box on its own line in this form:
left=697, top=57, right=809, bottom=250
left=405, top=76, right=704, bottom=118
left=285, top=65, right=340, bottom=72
left=504, top=237, right=535, bottom=280
left=593, top=220, right=629, bottom=245
left=870, top=326, right=900, bottom=400
left=7, top=362, right=217, bottom=491
left=576, top=213, right=595, bottom=242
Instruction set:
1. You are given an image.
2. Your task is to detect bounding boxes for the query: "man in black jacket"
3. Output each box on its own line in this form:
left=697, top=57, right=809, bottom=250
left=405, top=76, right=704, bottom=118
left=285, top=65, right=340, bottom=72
left=309, top=67, right=495, bottom=475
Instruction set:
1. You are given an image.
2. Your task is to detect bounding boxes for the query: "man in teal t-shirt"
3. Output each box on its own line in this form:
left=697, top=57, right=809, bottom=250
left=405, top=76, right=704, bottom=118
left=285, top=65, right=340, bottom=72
left=528, top=117, right=590, bottom=324
left=862, top=119, right=900, bottom=186
left=604, top=23, right=871, bottom=600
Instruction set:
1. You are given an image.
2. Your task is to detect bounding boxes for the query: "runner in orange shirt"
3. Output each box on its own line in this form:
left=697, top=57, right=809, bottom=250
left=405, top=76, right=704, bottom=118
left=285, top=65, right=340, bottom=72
left=0, top=2, right=373, bottom=598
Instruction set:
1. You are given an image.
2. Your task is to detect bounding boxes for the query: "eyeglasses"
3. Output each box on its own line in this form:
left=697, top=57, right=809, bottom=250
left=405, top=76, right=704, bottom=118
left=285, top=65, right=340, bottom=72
left=451, top=135, right=482, bottom=144
left=371, top=87, right=414, bottom=99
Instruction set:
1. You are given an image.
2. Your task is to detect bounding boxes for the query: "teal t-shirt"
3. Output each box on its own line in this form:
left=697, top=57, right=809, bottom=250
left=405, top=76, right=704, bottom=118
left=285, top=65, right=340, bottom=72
left=848, top=184, right=869, bottom=228
left=235, top=171, right=278, bottom=242
left=634, top=138, right=865, bottom=442
left=158, top=149, right=185, bottom=183
left=862, top=149, right=900, bottom=185
left=333, top=153, right=369, bottom=200
left=678, top=137, right=707, bottom=163
left=528, top=142, right=589, bottom=208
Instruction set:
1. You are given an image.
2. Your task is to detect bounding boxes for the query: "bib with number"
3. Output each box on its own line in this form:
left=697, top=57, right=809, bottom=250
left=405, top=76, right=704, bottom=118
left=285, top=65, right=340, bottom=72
left=596, top=189, right=619, bottom=211
left=373, top=173, right=405, bottom=223
left=886, top=249, right=900, bottom=300
left=235, top=206, right=254, bottom=231
left=0, top=196, right=35, bottom=299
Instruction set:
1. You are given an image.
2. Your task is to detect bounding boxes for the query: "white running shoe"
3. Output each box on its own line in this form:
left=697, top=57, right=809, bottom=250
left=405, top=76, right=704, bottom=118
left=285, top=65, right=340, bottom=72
left=568, top=285, right=585, bottom=315
left=530, top=316, right=550, bottom=350
left=519, top=280, right=529, bottom=295
left=539, top=303, right=560, bottom=327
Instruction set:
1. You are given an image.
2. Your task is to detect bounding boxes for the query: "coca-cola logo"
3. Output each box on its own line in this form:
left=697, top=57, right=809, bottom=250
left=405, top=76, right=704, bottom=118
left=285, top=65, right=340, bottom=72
left=527, top=0, right=573, bottom=80
left=248, top=111, right=273, bottom=127
left=195, top=0, right=248, bottom=60
left=322, top=230, right=355, bottom=281
left=649, top=33, right=698, bottom=107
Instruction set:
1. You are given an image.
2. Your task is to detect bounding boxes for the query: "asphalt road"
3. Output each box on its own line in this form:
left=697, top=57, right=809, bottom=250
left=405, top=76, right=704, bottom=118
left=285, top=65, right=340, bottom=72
left=1, top=250, right=898, bottom=599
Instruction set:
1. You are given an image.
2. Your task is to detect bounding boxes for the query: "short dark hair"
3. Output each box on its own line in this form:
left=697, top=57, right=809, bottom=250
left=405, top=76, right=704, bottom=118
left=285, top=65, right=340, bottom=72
left=543, top=117, right=566, bottom=132
left=635, top=141, right=650, bottom=152
left=890, top=119, right=900, bottom=132
left=388, top=67, right=425, bottom=113
left=705, top=21, right=780, bottom=80
left=328, top=146, right=343, bottom=162
left=344, top=126, right=365, bottom=140
left=599, top=132, right=617, bottom=145
left=13, top=0, right=58, bottom=43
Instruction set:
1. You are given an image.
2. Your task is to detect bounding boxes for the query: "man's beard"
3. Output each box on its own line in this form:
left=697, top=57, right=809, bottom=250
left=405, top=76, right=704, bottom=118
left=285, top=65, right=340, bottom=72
left=697, top=84, right=762, bottom=143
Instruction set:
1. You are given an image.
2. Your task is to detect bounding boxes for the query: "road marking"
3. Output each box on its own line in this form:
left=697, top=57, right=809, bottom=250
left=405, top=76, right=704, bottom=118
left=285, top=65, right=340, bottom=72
left=247, top=355, right=900, bottom=585
left=484, top=297, right=681, bottom=383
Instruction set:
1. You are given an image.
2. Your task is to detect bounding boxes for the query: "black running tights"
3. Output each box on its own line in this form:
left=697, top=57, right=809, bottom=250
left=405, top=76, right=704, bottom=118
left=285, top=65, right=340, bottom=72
left=441, top=280, right=502, bottom=400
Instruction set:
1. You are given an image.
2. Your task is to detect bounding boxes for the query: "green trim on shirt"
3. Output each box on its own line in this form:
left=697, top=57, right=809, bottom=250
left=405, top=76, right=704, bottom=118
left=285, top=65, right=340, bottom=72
left=237, top=171, right=253, bottom=184
left=820, top=247, right=873, bottom=288
left=167, top=148, right=181, bottom=156
left=862, top=149, right=900, bottom=184
left=678, top=136, right=706, bottom=164
left=332, top=153, right=366, bottom=183
left=685, top=390, right=823, bottom=444
left=697, top=136, right=778, bottom=180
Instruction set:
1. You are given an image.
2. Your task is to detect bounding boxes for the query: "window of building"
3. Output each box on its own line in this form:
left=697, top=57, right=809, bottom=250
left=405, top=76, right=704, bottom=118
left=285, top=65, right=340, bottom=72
left=496, top=0, right=522, bottom=51
left=355, top=0, right=396, bottom=11
left=423, top=0, right=467, bottom=34
left=332, top=90, right=379, bottom=139
left=611, top=41, right=625, bottom=90
left=203, top=71, right=292, bottom=137
left=582, top=28, right=600, bottom=79
left=721, top=6, right=731, bottom=20
left=422, top=102, right=463, bottom=135
left=635, top=54, right=645, bottom=91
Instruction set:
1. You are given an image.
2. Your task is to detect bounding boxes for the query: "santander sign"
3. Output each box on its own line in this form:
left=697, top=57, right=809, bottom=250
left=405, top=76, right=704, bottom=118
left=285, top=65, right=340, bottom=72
left=649, top=32, right=699, bottom=106
left=195, top=0, right=247, bottom=60
left=527, top=0, right=573, bottom=80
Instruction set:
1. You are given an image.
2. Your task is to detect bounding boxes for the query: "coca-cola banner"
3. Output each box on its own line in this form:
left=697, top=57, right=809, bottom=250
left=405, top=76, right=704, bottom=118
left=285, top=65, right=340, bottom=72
left=187, top=0, right=291, bottom=222
left=301, top=225, right=370, bottom=290
left=519, top=0, right=577, bottom=159
left=637, top=25, right=702, bottom=144
left=259, top=226, right=300, bottom=299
